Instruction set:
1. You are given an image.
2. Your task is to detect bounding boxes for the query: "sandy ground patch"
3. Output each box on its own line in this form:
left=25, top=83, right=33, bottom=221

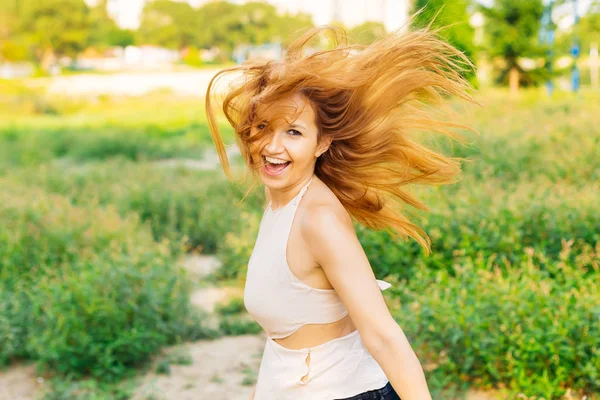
left=131, top=334, right=266, bottom=400
left=0, top=363, right=46, bottom=400
left=182, top=253, right=223, bottom=279
left=154, top=145, right=240, bottom=172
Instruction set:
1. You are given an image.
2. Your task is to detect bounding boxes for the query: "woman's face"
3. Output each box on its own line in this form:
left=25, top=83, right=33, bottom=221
left=250, top=92, right=330, bottom=190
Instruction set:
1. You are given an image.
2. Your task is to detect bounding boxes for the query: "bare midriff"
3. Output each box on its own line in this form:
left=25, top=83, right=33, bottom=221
left=272, top=313, right=357, bottom=350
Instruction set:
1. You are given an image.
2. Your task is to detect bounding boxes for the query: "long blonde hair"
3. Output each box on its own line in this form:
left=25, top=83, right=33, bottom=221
left=205, top=25, right=476, bottom=253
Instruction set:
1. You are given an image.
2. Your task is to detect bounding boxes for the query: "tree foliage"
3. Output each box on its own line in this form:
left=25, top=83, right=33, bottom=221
left=89, top=0, right=134, bottom=48
left=137, top=0, right=199, bottom=49
left=18, top=0, right=92, bottom=62
left=194, top=1, right=312, bottom=53
left=0, top=0, right=314, bottom=65
left=412, top=0, right=476, bottom=62
left=573, top=0, right=600, bottom=54
left=136, top=0, right=313, bottom=54
left=479, top=0, right=546, bottom=89
left=1, top=0, right=136, bottom=64
left=0, top=1, right=25, bottom=61
left=348, top=21, right=387, bottom=45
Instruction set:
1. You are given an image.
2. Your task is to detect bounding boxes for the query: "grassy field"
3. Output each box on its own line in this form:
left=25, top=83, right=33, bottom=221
left=0, top=80, right=598, bottom=399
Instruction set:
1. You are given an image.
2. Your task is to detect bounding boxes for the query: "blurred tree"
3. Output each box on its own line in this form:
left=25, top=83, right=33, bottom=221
left=106, top=28, right=136, bottom=48
left=412, top=0, right=476, bottom=63
left=89, top=0, right=135, bottom=49
left=274, top=11, right=313, bottom=44
left=137, top=0, right=199, bottom=49
left=348, top=21, right=387, bottom=45
left=14, top=0, right=92, bottom=70
left=0, top=0, right=18, bottom=19
left=480, top=0, right=546, bottom=92
left=573, top=0, right=600, bottom=54
left=238, top=2, right=280, bottom=45
left=196, top=1, right=313, bottom=59
left=235, top=2, right=313, bottom=46
left=554, top=1, right=599, bottom=58
left=0, top=1, right=26, bottom=62
left=195, top=1, right=239, bottom=53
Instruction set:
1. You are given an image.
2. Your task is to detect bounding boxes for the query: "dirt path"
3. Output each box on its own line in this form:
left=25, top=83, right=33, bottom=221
left=0, top=364, right=46, bottom=400
left=128, top=254, right=265, bottom=400
left=131, top=334, right=265, bottom=400
left=153, top=144, right=241, bottom=172
left=0, top=335, right=266, bottom=400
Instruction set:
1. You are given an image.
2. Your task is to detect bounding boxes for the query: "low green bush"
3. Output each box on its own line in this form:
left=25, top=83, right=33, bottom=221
left=216, top=211, right=263, bottom=280
left=0, top=183, right=210, bottom=380
left=0, top=80, right=59, bottom=116
left=359, top=179, right=600, bottom=281
left=431, top=90, right=600, bottom=184
left=392, top=246, right=600, bottom=399
left=0, top=124, right=210, bottom=169
left=7, top=162, right=263, bottom=254
left=42, top=376, right=137, bottom=400
left=214, top=296, right=246, bottom=316
left=218, top=315, right=262, bottom=336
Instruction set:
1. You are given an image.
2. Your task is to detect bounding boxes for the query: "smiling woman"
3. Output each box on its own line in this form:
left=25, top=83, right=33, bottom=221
left=205, top=25, right=476, bottom=400
left=249, top=92, right=330, bottom=196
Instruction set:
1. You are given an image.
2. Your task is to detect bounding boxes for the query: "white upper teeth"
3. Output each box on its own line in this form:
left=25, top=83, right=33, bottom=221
left=265, top=156, right=288, bottom=164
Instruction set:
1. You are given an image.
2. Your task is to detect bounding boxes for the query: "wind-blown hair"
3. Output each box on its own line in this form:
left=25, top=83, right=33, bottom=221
left=205, top=25, right=476, bottom=253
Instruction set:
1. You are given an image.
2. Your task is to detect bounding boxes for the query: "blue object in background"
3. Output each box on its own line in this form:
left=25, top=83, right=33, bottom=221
left=540, top=0, right=555, bottom=96
left=571, top=44, right=580, bottom=58
left=572, top=65, right=581, bottom=92
left=572, top=0, right=580, bottom=92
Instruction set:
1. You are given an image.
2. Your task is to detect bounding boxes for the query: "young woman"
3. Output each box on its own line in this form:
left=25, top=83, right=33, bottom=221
left=206, top=25, right=475, bottom=400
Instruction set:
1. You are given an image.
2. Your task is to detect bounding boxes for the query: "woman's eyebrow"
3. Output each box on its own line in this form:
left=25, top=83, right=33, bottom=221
left=289, top=123, right=307, bottom=130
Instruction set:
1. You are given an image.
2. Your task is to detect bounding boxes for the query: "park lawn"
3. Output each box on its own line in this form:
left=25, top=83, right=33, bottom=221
left=0, top=86, right=598, bottom=399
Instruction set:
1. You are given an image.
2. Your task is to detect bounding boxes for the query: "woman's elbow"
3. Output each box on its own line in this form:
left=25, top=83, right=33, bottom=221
left=362, top=317, right=407, bottom=356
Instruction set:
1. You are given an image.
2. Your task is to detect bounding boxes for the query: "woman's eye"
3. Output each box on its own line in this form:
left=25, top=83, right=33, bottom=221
left=256, top=124, right=266, bottom=130
left=288, top=129, right=302, bottom=136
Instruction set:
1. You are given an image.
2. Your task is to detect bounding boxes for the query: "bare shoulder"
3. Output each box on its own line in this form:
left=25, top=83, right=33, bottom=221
left=299, top=178, right=354, bottom=239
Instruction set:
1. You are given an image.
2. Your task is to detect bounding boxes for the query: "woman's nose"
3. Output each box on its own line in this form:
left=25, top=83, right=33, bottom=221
left=264, top=131, right=283, bottom=153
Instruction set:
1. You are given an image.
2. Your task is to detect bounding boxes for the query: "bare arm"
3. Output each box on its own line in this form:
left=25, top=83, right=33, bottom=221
left=250, top=387, right=256, bottom=400
left=303, top=206, right=432, bottom=400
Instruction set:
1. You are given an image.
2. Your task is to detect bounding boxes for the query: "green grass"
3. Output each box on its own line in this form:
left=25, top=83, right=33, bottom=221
left=0, top=83, right=235, bottom=172
left=0, top=84, right=598, bottom=399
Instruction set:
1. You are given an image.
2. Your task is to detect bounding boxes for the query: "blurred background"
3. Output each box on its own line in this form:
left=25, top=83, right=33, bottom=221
left=0, top=1, right=598, bottom=399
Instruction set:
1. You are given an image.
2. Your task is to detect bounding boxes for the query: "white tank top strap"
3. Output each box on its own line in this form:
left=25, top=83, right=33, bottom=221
left=293, top=176, right=313, bottom=207
left=267, top=176, right=314, bottom=212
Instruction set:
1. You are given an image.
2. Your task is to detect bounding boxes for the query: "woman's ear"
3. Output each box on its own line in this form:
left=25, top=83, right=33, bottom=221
left=315, top=136, right=333, bottom=158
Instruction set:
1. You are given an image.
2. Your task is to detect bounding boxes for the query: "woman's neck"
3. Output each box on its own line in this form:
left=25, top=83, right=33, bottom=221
left=268, top=175, right=313, bottom=210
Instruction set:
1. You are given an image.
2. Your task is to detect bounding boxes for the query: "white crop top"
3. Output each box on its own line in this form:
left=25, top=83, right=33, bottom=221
left=243, top=176, right=393, bottom=400
left=244, top=176, right=391, bottom=339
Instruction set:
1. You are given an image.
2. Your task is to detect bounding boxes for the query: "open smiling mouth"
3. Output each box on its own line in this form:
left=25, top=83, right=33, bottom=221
left=263, top=156, right=291, bottom=175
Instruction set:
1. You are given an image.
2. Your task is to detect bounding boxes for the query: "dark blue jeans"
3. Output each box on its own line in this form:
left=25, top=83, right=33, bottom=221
left=334, top=381, right=401, bottom=400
